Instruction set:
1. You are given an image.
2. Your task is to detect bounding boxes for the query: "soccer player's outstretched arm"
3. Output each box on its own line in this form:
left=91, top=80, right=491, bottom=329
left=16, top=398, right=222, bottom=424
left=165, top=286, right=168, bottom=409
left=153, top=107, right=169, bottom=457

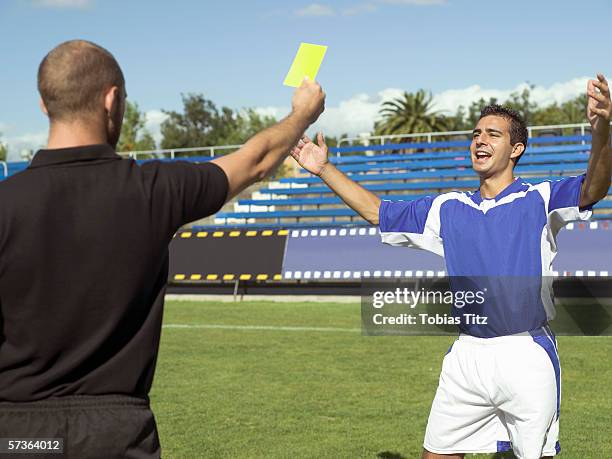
left=212, top=79, right=325, bottom=201
left=290, top=133, right=381, bottom=225
left=581, top=73, right=612, bottom=208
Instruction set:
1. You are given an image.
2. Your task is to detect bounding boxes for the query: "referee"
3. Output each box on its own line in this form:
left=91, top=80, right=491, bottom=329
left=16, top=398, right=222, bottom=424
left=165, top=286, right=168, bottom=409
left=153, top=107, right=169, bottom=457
left=0, top=40, right=325, bottom=458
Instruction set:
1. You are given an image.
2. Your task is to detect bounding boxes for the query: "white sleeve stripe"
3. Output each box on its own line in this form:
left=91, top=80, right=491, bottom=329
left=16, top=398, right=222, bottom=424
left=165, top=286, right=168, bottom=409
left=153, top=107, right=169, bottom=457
left=424, top=192, right=472, bottom=239
left=380, top=231, right=445, bottom=258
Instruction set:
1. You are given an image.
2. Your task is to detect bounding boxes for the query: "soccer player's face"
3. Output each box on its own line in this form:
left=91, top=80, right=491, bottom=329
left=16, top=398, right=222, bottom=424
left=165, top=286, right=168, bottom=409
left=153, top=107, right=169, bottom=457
left=470, top=116, right=514, bottom=177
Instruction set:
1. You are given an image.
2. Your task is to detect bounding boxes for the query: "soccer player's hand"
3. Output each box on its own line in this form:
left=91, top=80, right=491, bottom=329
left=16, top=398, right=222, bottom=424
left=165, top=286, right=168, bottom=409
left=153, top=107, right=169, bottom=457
left=290, top=132, right=329, bottom=176
left=291, top=78, right=326, bottom=125
left=587, top=73, right=611, bottom=135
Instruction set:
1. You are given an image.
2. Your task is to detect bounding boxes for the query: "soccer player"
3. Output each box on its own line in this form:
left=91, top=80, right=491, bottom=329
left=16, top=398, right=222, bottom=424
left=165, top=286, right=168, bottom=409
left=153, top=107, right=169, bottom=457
left=290, top=75, right=611, bottom=458
left=0, top=40, right=324, bottom=458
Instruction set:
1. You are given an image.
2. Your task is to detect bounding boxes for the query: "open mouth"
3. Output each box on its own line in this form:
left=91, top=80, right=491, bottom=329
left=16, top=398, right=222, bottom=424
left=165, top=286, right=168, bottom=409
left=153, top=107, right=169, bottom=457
left=474, top=150, right=492, bottom=164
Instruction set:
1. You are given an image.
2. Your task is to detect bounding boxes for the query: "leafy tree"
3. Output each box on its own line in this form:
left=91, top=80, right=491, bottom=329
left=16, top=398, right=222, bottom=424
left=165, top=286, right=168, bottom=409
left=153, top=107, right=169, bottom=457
left=465, top=97, right=499, bottom=128
left=374, top=90, right=448, bottom=139
left=324, top=134, right=342, bottom=148
left=117, top=101, right=156, bottom=153
left=456, top=90, right=586, bottom=130
left=160, top=94, right=279, bottom=155
left=560, top=94, right=588, bottom=124
left=444, top=98, right=499, bottom=133
left=138, top=131, right=157, bottom=151
left=160, top=94, right=233, bottom=151
left=504, top=85, right=538, bottom=124
left=446, top=105, right=469, bottom=131
left=0, top=133, right=7, bottom=162
left=530, top=94, right=588, bottom=135
left=223, top=109, right=277, bottom=146
left=531, top=103, right=569, bottom=126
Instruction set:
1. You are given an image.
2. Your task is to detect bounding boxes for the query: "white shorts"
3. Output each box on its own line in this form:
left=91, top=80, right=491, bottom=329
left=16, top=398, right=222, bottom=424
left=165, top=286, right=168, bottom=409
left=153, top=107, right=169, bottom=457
left=424, top=327, right=561, bottom=459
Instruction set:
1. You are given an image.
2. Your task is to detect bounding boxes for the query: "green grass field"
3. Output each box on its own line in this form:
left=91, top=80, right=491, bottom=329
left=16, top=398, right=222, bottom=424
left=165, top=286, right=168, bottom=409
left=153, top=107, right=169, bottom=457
left=150, top=300, right=612, bottom=459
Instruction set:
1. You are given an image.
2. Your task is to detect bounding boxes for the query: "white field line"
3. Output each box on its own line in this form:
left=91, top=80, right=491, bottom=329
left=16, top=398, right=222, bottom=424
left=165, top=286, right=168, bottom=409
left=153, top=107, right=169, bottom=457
left=162, top=323, right=612, bottom=337
left=162, top=323, right=361, bottom=333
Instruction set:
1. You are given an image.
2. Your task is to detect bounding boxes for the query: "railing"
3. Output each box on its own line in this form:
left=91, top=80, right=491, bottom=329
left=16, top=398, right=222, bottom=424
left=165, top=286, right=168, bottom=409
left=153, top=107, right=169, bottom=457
left=1, top=121, right=607, bottom=181
left=116, top=144, right=242, bottom=160
left=336, top=123, right=601, bottom=148
left=63, top=121, right=612, bottom=162
left=338, top=129, right=473, bottom=148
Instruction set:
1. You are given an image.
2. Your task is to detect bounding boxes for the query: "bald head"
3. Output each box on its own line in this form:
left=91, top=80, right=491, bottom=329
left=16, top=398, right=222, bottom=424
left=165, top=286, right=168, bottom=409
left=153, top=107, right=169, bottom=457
left=38, top=40, right=125, bottom=122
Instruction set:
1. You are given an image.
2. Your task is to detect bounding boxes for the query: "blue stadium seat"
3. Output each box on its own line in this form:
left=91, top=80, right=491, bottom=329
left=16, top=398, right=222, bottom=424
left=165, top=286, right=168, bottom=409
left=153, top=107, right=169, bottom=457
left=2, top=134, right=609, bottom=230
left=280, top=160, right=590, bottom=185
left=218, top=198, right=612, bottom=222
left=326, top=144, right=591, bottom=167
left=328, top=135, right=591, bottom=156
left=260, top=176, right=586, bottom=196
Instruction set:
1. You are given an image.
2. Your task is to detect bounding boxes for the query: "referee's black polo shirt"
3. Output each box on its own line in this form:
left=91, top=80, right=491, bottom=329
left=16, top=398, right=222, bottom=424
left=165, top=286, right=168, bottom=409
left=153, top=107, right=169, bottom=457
left=0, top=144, right=229, bottom=402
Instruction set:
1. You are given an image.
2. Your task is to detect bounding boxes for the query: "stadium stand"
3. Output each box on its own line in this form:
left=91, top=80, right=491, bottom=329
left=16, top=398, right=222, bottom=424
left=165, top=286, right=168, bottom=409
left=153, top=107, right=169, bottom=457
left=3, top=130, right=610, bottom=288
left=207, top=134, right=612, bottom=228
left=2, top=133, right=611, bottom=226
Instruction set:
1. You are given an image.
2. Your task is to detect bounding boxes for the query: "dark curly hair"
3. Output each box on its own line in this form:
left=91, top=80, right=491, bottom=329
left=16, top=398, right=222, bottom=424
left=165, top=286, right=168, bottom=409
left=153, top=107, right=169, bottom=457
left=478, top=105, right=528, bottom=165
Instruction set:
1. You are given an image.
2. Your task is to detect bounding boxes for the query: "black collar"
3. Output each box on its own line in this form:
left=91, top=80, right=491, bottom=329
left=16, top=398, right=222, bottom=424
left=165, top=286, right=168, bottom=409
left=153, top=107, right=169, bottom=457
left=29, top=144, right=122, bottom=169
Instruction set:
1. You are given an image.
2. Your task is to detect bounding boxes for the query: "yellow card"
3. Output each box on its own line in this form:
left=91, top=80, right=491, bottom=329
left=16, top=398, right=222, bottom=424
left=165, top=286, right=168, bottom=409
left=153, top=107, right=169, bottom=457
left=283, top=43, right=328, bottom=87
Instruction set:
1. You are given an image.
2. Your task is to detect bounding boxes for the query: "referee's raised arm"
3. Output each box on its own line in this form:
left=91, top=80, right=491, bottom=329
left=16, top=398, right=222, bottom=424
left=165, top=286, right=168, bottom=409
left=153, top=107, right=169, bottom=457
left=212, top=78, right=325, bottom=202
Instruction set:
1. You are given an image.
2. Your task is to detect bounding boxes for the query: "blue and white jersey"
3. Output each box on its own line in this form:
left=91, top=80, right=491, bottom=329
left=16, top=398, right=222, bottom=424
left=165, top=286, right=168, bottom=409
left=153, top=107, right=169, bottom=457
left=379, top=175, right=593, bottom=337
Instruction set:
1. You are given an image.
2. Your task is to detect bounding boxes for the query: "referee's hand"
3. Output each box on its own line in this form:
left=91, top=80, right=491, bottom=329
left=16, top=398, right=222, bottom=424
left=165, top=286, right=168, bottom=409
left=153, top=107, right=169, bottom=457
left=291, top=78, right=326, bottom=125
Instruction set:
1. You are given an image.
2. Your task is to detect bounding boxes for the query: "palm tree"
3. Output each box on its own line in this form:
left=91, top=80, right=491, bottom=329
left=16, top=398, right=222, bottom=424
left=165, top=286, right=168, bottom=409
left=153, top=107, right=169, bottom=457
left=374, top=90, right=448, bottom=140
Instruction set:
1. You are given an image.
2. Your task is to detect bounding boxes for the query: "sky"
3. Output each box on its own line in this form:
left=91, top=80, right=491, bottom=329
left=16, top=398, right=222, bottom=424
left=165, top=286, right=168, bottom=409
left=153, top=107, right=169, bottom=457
left=1, top=0, right=611, bottom=159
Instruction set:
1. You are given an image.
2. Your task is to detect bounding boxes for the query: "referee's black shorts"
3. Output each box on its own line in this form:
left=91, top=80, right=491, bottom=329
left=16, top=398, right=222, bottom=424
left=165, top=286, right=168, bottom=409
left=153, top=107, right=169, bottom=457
left=0, top=395, right=160, bottom=458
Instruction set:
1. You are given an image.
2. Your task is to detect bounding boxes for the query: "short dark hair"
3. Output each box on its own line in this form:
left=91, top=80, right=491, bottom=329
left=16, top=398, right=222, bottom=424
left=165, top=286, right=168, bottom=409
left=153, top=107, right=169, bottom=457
left=38, top=40, right=125, bottom=122
left=478, top=104, right=528, bottom=165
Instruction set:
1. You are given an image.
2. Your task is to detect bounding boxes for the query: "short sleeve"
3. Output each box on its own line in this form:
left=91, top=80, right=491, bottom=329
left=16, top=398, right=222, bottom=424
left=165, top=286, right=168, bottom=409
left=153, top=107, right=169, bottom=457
left=379, top=196, right=444, bottom=257
left=547, top=174, right=592, bottom=228
left=143, top=160, right=229, bottom=231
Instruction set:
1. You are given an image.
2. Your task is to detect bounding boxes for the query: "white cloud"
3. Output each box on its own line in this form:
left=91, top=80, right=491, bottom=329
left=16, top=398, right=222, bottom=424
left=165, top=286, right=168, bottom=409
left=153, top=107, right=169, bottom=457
left=253, top=106, right=287, bottom=120
left=380, top=0, right=447, bottom=5
left=255, top=89, right=403, bottom=139
left=1, top=78, right=590, bottom=160
left=254, top=77, right=589, bottom=140
left=295, top=3, right=336, bottom=16
left=431, top=77, right=589, bottom=114
left=143, top=109, right=169, bottom=147
left=310, top=88, right=403, bottom=138
left=293, top=0, right=445, bottom=19
left=32, top=0, right=94, bottom=9
left=343, top=3, right=378, bottom=15
left=526, top=78, right=589, bottom=107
